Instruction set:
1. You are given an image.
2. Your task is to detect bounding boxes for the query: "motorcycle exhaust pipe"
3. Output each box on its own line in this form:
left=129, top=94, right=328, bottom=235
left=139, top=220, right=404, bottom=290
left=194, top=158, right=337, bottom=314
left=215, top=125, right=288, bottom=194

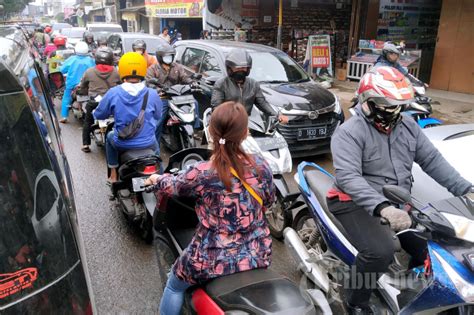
left=284, top=227, right=330, bottom=293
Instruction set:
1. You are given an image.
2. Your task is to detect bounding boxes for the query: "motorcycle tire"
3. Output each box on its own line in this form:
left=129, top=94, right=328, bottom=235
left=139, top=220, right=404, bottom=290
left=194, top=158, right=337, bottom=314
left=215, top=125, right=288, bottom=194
left=266, top=195, right=291, bottom=240
left=139, top=212, right=153, bottom=244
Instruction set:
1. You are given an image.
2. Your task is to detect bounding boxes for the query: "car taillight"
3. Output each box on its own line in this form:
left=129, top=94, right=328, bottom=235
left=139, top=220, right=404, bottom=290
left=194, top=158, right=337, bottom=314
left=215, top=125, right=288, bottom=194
left=143, top=165, right=157, bottom=175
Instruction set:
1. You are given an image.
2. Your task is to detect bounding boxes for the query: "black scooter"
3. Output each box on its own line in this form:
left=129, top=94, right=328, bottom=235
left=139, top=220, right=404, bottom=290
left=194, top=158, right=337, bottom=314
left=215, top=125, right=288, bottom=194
left=148, top=148, right=324, bottom=314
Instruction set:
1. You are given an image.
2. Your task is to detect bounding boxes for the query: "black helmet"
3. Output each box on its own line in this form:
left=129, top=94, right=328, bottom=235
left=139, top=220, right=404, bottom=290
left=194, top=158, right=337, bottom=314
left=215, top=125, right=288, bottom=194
left=97, top=36, right=108, bottom=47
left=95, top=47, right=114, bottom=65
left=155, top=41, right=176, bottom=64
left=132, top=39, right=147, bottom=52
left=382, top=43, right=401, bottom=59
left=83, top=31, right=94, bottom=42
left=225, top=49, right=252, bottom=71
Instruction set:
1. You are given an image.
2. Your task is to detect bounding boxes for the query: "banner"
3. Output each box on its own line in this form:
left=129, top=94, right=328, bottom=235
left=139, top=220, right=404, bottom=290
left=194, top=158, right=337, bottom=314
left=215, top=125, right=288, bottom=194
left=305, top=34, right=333, bottom=77
left=145, top=0, right=204, bottom=18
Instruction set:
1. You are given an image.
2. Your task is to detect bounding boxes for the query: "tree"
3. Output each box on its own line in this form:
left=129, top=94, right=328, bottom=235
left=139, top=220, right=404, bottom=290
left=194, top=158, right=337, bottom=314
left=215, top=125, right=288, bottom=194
left=1, top=0, right=32, bottom=15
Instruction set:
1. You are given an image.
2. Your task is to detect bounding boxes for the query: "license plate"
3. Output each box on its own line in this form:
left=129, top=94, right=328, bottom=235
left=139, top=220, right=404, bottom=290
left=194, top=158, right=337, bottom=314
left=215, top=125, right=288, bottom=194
left=132, top=177, right=147, bottom=192
left=254, top=136, right=287, bottom=151
left=297, top=127, right=327, bottom=140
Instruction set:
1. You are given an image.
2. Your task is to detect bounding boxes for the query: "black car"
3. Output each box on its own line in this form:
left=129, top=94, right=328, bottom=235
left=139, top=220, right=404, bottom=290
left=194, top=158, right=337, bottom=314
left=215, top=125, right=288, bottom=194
left=0, top=26, right=93, bottom=313
left=174, top=40, right=345, bottom=157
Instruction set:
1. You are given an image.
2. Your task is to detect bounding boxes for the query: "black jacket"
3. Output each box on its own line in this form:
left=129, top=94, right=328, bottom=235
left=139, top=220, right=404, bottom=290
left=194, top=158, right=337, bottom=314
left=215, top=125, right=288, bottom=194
left=211, top=77, right=277, bottom=116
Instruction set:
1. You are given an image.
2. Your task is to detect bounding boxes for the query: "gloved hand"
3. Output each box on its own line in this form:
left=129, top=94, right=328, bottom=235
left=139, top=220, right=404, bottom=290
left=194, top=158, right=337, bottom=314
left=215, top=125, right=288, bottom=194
left=380, top=206, right=411, bottom=232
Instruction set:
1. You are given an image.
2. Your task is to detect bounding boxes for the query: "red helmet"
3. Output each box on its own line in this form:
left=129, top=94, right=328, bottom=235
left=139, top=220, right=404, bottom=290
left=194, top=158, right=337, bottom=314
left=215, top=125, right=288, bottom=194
left=358, top=66, right=414, bottom=107
left=44, top=26, right=52, bottom=34
left=54, top=36, right=66, bottom=46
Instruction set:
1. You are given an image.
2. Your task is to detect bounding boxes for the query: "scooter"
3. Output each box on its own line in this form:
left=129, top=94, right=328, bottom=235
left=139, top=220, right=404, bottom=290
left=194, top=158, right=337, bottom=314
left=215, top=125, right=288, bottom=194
left=147, top=78, right=201, bottom=153
left=71, top=91, right=88, bottom=120
left=284, top=161, right=474, bottom=314
left=107, top=126, right=160, bottom=243
left=202, top=106, right=302, bottom=239
left=149, top=148, right=326, bottom=314
left=406, top=79, right=442, bottom=128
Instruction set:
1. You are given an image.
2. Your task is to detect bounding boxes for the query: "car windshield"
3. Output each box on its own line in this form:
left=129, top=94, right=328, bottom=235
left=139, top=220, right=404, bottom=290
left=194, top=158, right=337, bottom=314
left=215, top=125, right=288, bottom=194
left=124, top=37, right=168, bottom=53
left=61, top=28, right=85, bottom=38
left=248, top=52, right=310, bottom=83
left=88, top=26, right=122, bottom=33
left=52, top=23, right=71, bottom=31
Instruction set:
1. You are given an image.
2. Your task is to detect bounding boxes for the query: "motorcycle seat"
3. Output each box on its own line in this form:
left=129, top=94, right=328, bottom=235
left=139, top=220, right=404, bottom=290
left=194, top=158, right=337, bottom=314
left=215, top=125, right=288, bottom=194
left=120, top=148, right=156, bottom=164
left=304, top=169, right=401, bottom=251
left=205, top=268, right=315, bottom=314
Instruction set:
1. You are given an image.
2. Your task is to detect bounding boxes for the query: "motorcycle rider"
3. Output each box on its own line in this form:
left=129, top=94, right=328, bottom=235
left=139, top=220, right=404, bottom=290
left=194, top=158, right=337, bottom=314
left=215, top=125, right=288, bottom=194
left=329, top=66, right=472, bottom=314
left=145, top=41, right=199, bottom=154
left=83, top=31, right=97, bottom=53
left=59, top=41, right=95, bottom=123
left=97, top=36, right=108, bottom=49
left=132, top=39, right=157, bottom=68
left=211, top=49, right=289, bottom=124
left=373, top=42, right=426, bottom=87
left=93, top=52, right=162, bottom=184
left=145, top=101, right=275, bottom=315
left=78, top=47, right=121, bottom=153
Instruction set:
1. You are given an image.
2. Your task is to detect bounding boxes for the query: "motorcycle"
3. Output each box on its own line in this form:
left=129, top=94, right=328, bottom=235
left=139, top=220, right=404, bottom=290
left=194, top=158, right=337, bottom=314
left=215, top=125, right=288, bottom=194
left=147, top=77, right=201, bottom=153
left=202, top=106, right=303, bottom=239
left=107, top=127, right=160, bottom=243
left=406, top=77, right=442, bottom=128
left=71, top=89, right=88, bottom=120
left=149, top=148, right=326, bottom=314
left=284, top=161, right=474, bottom=314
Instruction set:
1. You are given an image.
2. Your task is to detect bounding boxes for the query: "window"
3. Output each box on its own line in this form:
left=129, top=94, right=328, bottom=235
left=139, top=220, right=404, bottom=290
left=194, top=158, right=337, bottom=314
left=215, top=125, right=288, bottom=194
left=181, top=48, right=205, bottom=73
left=200, top=52, right=222, bottom=77
left=249, top=52, right=310, bottom=83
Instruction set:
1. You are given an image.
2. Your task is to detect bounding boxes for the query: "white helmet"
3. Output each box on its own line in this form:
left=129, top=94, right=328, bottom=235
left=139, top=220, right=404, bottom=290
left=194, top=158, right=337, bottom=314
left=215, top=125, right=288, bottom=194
left=75, top=41, right=89, bottom=55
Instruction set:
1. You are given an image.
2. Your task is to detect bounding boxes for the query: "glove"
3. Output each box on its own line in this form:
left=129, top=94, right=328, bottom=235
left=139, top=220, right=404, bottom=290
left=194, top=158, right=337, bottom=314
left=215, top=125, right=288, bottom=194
left=380, top=206, right=412, bottom=232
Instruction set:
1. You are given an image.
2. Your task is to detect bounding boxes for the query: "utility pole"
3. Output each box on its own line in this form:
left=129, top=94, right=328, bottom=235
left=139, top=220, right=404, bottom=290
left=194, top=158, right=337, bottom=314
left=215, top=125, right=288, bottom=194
left=276, top=0, right=282, bottom=49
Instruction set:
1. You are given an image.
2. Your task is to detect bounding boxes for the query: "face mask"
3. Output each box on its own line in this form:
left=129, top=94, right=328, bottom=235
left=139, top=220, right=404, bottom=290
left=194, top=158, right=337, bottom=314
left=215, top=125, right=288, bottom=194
left=230, top=70, right=247, bottom=83
left=371, top=103, right=403, bottom=133
left=162, top=55, right=173, bottom=64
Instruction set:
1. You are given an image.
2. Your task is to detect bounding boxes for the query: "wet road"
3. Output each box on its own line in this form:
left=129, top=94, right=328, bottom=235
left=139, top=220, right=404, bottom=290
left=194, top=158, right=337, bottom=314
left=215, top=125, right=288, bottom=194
left=59, top=113, right=306, bottom=313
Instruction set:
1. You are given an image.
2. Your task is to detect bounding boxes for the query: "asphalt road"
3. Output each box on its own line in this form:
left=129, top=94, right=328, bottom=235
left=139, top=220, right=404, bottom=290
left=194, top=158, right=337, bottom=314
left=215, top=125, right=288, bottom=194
left=59, top=111, right=305, bottom=313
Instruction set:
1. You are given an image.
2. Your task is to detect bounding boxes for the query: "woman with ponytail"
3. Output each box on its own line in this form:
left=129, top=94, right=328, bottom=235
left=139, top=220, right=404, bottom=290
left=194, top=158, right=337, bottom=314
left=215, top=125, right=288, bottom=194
left=146, top=101, right=275, bottom=315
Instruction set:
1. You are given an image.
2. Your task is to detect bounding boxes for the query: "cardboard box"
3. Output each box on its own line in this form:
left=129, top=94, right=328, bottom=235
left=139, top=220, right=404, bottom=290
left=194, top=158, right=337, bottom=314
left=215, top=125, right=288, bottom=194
left=336, top=68, right=347, bottom=81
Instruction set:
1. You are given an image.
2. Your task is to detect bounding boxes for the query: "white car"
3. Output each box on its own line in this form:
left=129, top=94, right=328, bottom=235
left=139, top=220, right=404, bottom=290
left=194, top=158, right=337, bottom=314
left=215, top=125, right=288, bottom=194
left=60, top=27, right=86, bottom=47
left=411, top=124, right=474, bottom=204
left=86, top=23, right=123, bottom=39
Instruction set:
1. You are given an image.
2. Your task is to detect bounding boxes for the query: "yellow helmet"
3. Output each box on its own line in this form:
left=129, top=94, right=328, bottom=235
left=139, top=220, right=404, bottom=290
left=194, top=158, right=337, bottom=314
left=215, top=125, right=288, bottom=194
left=118, top=52, right=147, bottom=80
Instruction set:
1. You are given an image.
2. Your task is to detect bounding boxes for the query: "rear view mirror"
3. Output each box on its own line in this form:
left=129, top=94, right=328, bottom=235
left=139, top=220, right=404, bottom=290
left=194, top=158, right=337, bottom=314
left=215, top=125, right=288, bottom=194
left=382, top=185, right=412, bottom=205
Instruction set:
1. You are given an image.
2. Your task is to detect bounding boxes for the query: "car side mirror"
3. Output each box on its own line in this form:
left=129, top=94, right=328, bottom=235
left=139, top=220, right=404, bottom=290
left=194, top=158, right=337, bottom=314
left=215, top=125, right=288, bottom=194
left=204, top=76, right=219, bottom=86
left=191, top=73, right=202, bottom=80
left=383, top=185, right=412, bottom=205
left=283, top=103, right=293, bottom=111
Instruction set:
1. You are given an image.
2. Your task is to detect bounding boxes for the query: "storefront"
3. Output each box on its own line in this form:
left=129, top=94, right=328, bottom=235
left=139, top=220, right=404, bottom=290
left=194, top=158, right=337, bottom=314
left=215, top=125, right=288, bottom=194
left=145, top=0, right=204, bottom=40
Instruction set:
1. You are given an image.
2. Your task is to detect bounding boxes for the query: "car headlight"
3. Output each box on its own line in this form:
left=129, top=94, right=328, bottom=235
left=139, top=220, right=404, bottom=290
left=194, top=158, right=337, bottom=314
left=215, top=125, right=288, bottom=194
left=441, top=212, right=474, bottom=243
left=432, top=250, right=474, bottom=303
left=333, top=94, right=342, bottom=114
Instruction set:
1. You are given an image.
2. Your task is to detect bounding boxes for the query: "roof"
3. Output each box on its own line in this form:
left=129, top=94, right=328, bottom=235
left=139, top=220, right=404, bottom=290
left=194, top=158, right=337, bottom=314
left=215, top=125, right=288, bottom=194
left=120, top=6, right=146, bottom=12
left=176, top=40, right=282, bottom=54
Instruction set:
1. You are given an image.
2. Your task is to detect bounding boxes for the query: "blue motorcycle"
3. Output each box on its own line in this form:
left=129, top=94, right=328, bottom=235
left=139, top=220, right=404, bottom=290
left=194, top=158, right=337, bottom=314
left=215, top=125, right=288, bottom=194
left=284, top=161, right=474, bottom=314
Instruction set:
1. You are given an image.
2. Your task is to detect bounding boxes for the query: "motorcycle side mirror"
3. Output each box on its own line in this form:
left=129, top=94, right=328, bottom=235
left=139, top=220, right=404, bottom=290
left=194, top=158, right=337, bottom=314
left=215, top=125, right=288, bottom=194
left=382, top=185, right=412, bottom=205
left=191, top=73, right=202, bottom=80
left=204, top=76, right=219, bottom=86
left=170, top=168, right=179, bottom=174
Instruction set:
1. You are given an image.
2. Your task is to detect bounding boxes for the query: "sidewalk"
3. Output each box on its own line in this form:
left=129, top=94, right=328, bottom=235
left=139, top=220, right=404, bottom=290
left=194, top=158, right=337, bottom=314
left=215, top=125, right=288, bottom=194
left=330, top=79, right=474, bottom=124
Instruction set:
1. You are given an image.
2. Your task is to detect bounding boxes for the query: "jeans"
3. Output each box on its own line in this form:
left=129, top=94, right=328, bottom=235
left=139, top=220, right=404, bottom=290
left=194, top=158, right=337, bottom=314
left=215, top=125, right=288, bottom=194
left=159, top=271, right=191, bottom=315
left=61, top=87, right=73, bottom=119
left=82, top=101, right=98, bottom=146
left=155, top=99, right=201, bottom=156
left=106, top=131, right=159, bottom=168
left=327, top=198, right=427, bottom=308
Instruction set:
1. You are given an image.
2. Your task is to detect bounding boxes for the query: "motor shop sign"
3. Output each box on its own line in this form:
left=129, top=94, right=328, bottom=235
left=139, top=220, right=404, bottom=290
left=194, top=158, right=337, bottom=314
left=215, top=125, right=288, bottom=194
left=145, top=0, right=203, bottom=18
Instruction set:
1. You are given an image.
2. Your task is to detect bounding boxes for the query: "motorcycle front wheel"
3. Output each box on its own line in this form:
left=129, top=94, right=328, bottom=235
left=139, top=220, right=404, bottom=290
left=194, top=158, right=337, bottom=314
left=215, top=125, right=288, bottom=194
left=266, top=195, right=291, bottom=240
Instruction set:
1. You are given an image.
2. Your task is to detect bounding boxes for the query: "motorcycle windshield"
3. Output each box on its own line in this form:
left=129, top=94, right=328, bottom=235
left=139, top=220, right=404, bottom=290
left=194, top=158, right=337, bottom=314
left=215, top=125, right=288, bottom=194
left=0, top=92, right=80, bottom=309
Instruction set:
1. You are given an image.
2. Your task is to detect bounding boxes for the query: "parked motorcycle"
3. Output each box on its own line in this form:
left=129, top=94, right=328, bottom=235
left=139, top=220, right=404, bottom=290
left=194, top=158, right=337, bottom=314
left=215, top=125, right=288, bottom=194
left=147, top=78, right=201, bottom=152
left=203, top=106, right=302, bottom=239
left=284, top=161, right=474, bottom=314
left=149, top=148, right=324, bottom=314
left=107, top=127, right=160, bottom=243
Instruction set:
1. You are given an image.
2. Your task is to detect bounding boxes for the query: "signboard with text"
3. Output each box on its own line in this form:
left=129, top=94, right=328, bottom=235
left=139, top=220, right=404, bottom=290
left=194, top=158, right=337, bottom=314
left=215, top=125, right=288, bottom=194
left=145, top=0, right=203, bottom=18
left=306, top=35, right=333, bottom=77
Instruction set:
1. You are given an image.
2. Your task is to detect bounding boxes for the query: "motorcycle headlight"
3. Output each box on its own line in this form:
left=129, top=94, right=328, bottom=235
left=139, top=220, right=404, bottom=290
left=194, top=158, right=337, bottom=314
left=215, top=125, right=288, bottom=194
left=441, top=212, right=474, bottom=243
left=333, top=94, right=342, bottom=114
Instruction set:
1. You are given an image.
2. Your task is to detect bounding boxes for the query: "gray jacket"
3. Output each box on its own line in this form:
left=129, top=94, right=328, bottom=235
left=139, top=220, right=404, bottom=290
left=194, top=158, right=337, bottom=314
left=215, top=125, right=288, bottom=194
left=145, top=62, right=192, bottom=89
left=211, top=76, right=277, bottom=116
left=331, top=106, right=471, bottom=214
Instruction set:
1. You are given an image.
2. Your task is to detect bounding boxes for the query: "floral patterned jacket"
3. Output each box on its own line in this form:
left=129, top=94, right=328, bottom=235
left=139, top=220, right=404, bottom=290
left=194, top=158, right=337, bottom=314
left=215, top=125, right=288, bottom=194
left=154, top=155, right=275, bottom=284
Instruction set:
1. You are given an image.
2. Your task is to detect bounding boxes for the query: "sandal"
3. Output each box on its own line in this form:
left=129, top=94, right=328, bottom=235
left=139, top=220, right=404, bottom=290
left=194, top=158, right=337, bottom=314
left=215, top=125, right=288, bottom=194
left=81, top=146, right=91, bottom=153
left=59, top=118, right=68, bottom=124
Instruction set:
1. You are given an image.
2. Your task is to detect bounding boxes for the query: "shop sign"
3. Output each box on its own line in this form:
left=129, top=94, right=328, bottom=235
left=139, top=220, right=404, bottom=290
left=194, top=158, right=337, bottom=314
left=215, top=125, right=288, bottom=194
left=306, top=34, right=333, bottom=77
left=145, top=0, right=203, bottom=18
left=242, top=0, right=259, bottom=17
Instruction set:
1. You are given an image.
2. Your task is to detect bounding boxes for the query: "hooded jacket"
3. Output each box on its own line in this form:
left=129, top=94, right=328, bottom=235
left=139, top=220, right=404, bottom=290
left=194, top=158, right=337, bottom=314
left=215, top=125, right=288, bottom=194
left=93, top=84, right=162, bottom=150
left=60, top=54, right=95, bottom=89
left=78, top=66, right=121, bottom=97
left=331, top=105, right=471, bottom=214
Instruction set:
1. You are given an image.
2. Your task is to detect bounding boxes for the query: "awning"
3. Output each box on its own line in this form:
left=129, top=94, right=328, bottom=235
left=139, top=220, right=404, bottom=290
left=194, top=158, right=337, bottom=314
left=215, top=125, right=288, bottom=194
left=120, top=6, right=146, bottom=13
